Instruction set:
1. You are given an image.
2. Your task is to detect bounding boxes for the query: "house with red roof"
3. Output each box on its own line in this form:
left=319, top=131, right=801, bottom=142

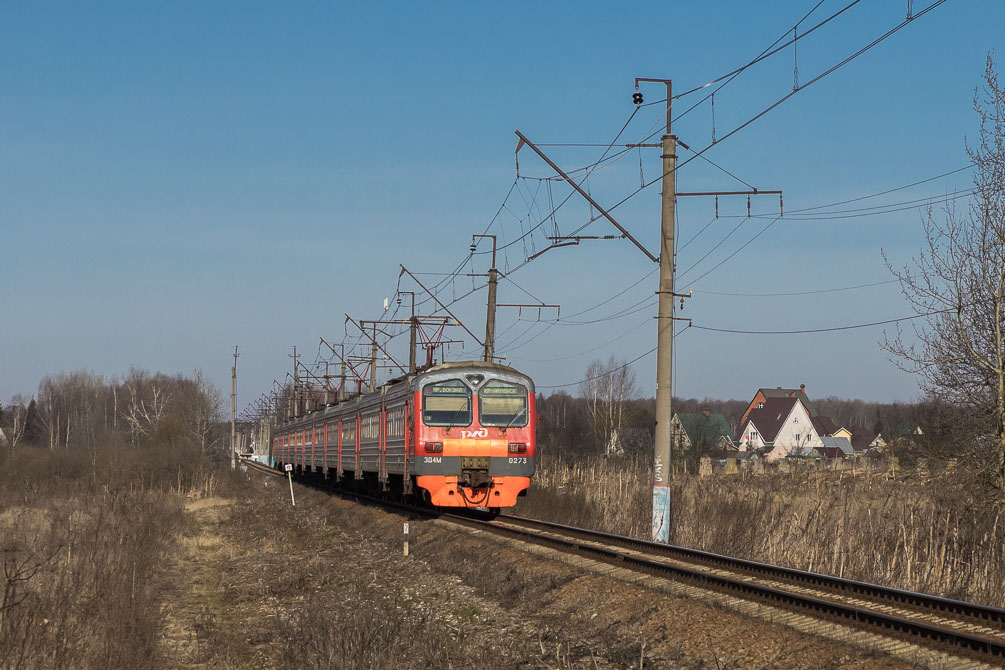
left=736, top=396, right=822, bottom=461
left=739, top=384, right=813, bottom=427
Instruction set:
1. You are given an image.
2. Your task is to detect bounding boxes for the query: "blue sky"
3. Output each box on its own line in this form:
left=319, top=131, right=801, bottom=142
left=2, top=0, right=1002, bottom=411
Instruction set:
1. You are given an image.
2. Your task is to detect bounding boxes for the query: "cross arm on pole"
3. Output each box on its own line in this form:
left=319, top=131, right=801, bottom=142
left=399, top=265, right=484, bottom=347
left=514, top=130, right=659, bottom=263
left=344, top=314, right=408, bottom=374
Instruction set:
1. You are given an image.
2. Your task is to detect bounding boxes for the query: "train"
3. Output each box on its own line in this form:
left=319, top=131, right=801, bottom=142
left=270, top=360, right=536, bottom=509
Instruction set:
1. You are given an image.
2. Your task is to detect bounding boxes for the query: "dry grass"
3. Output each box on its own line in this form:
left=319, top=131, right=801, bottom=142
left=0, top=444, right=240, bottom=670
left=516, top=452, right=1005, bottom=607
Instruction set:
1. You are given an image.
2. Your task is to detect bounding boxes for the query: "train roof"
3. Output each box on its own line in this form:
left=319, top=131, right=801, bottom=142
left=413, top=360, right=534, bottom=391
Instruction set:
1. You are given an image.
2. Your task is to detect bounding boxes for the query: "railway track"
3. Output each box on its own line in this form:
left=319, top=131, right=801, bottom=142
left=244, top=460, right=1004, bottom=667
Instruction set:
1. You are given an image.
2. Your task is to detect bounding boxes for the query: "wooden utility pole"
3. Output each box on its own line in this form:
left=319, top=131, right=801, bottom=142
left=231, top=346, right=239, bottom=460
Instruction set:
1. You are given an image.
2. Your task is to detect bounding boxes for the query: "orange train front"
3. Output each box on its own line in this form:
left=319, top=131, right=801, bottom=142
left=270, top=360, right=536, bottom=510
left=411, top=362, right=535, bottom=507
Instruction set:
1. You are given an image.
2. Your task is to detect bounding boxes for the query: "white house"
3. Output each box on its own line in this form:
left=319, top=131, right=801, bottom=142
left=736, top=396, right=822, bottom=461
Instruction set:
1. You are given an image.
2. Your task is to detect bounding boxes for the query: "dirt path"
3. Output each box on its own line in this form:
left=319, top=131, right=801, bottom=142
left=158, top=497, right=268, bottom=669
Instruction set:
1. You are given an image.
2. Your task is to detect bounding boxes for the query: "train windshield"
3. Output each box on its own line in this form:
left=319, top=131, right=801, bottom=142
left=478, top=380, right=528, bottom=427
left=422, top=379, right=472, bottom=426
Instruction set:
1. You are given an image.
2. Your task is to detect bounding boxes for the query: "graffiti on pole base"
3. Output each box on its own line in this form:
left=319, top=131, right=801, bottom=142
left=651, top=485, right=669, bottom=542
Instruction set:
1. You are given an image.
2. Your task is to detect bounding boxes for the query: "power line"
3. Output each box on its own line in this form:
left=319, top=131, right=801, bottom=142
left=695, top=279, right=900, bottom=297
left=680, top=216, right=783, bottom=289
left=536, top=325, right=691, bottom=390
left=745, top=190, right=976, bottom=221
left=691, top=307, right=949, bottom=335
left=674, top=0, right=855, bottom=101
left=676, top=216, right=750, bottom=280
left=788, top=164, right=974, bottom=213
left=637, top=0, right=851, bottom=142
left=512, top=314, right=653, bottom=363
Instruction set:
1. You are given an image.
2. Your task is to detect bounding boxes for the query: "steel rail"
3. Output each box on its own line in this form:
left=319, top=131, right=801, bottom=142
left=443, top=512, right=1005, bottom=664
left=496, top=513, right=1005, bottom=630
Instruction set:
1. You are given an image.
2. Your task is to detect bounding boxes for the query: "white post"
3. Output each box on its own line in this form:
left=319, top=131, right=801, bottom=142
left=285, top=463, right=296, bottom=506
left=403, top=521, right=410, bottom=556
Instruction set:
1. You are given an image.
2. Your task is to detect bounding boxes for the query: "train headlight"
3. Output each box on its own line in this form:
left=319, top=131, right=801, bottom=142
left=508, top=442, right=527, bottom=454
left=424, top=441, right=443, bottom=453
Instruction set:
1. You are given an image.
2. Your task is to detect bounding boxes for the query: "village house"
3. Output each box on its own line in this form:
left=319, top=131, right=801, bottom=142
left=736, top=384, right=876, bottom=461
left=737, top=396, right=822, bottom=461
left=671, top=409, right=734, bottom=455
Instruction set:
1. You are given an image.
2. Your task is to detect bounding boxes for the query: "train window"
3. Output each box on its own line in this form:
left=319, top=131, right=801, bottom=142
left=479, top=380, right=528, bottom=428
left=422, top=379, right=472, bottom=426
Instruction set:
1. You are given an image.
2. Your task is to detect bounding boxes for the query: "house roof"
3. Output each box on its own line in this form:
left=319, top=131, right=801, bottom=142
left=820, top=436, right=854, bottom=455
left=811, top=416, right=839, bottom=436
left=740, top=397, right=800, bottom=442
left=678, top=412, right=732, bottom=444
left=850, top=429, right=878, bottom=451
left=758, top=387, right=814, bottom=415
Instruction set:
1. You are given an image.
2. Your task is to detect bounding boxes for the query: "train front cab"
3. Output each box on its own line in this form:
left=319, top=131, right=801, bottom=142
left=412, top=367, right=535, bottom=508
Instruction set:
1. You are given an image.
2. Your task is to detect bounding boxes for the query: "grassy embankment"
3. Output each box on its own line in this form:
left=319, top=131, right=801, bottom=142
left=0, top=444, right=228, bottom=670
left=516, top=452, right=1005, bottom=607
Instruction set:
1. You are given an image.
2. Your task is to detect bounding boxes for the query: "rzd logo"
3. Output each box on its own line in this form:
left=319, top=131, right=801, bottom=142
left=460, top=428, right=488, bottom=439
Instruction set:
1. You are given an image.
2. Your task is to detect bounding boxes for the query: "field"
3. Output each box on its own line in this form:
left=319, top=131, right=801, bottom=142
left=516, top=452, right=1005, bottom=607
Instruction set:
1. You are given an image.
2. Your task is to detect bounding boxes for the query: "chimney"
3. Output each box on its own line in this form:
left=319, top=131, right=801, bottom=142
left=702, top=408, right=710, bottom=417
left=790, top=391, right=796, bottom=398
left=800, top=383, right=806, bottom=394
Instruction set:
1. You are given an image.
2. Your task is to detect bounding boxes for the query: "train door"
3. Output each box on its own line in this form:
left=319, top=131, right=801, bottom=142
left=337, top=417, right=344, bottom=479
left=354, top=413, right=362, bottom=479
left=379, top=406, right=386, bottom=489
left=323, top=422, right=329, bottom=476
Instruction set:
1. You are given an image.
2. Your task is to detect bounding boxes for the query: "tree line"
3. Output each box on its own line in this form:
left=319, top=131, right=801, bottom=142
left=538, top=371, right=960, bottom=460
left=0, top=369, right=225, bottom=454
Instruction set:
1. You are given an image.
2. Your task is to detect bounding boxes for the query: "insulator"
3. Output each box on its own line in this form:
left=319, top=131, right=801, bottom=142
left=632, top=92, right=644, bottom=105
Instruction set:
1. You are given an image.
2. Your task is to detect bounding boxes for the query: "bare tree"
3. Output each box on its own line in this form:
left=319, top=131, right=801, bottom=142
left=178, top=370, right=223, bottom=453
left=122, top=370, right=170, bottom=445
left=580, top=356, right=638, bottom=456
left=1, top=396, right=30, bottom=452
left=883, top=54, right=1005, bottom=488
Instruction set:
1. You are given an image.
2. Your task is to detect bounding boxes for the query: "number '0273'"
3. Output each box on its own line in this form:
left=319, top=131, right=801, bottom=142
left=508, top=457, right=528, bottom=464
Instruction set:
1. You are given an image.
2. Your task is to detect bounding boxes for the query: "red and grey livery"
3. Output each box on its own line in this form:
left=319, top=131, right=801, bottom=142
left=270, top=360, right=536, bottom=509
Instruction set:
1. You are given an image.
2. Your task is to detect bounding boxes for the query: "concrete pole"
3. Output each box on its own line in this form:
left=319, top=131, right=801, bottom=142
left=484, top=267, right=498, bottom=362
left=339, top=360, right=346, bottom=401
left=369, top=333, right=378, bottom=392
left=409, top=316, right=418, bottom=373
left=231, top=346, right=238, bottom=461
left=652, top=81, right=676, bottom=544
left=482, top=236, right=498, bottom=362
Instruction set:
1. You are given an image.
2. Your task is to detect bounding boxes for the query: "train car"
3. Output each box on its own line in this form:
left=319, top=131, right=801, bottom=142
left=270, top=360, right=535, bottom=509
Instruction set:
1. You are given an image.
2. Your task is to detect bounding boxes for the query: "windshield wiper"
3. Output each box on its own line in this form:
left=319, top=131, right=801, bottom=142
left=501, top=406, right=528, bottom=430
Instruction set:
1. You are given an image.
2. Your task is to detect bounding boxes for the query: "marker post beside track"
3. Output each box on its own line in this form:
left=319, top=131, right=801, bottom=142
left=285, top=464, right=296, bottom=506
left=403, top=522, right=409, bottom=556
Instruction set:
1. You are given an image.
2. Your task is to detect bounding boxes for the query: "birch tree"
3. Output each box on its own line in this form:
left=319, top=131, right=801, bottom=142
left=580, top=357, right=637, bottom=456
